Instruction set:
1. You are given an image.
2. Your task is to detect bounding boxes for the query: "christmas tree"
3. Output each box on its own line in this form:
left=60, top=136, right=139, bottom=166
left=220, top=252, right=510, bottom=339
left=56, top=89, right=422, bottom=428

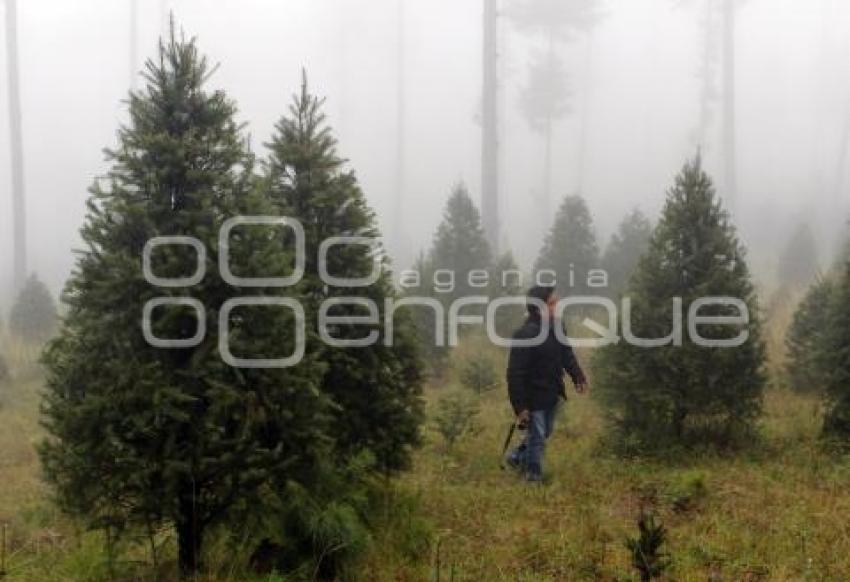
left=785, top=275, right=834, bottom=393
left=40, top=31, right=329, bottom=573
left=594, top=156, right=765, bottom=453
left=408, top=183, right=494, bottom=366
left=264, top=74, right=424, bottom=473
left=0, top=352, right=8, bottom=384
left=533, top=194, right=599, bottom=296
left=819, top=261, right=850, bottom=447
left=403, top=250, right=449, bottom=370
left=427, top=182, right=493, bottom=306
left=777, top=221, right=818, bottom=290
left=602, top=208, right=652, bottom=298
left=489, top=250, right=525, bottom=339
left=9, top=273, right=57, bottom=343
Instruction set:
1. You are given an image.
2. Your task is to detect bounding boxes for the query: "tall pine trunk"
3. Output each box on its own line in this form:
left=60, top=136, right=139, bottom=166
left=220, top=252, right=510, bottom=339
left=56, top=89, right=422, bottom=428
left=543, top=117, right=553, bottom=214
left=177, top=491, right=203, bottom=575
left=160, top=0, right=168, bottom=34
left=481, top=0, right=499, bottom=253
left=129, top=0, right=138, bottom=89
left=697, top=0, right=715, bottom=149
left=576, top=32, right=595, bottom=194
left=393, top=0, right=408, bottom=262
left=834, top=106, right=850, bottom=204
left=5, top=0, right=26, bottom=293
left=721, top=0, right=737, bottom=207
left=542, top=32, right=555, bottom=213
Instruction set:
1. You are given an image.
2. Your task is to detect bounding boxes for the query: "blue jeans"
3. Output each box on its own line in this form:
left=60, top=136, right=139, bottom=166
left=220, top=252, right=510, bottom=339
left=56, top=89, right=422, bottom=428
left=507, top=403, right=560, bottom=479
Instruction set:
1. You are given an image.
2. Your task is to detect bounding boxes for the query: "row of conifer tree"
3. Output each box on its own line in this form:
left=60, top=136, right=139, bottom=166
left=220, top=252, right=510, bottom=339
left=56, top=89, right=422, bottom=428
left=37, top=30, right=424, bottom=576
left=414, top=134, right=850, bottom=456
left=3, top=24, right=849, bottom=578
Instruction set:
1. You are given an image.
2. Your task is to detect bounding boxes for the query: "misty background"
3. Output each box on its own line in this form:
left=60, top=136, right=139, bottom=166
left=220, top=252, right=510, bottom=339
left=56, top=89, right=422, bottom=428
left=2, top=0, right=850, bottom=308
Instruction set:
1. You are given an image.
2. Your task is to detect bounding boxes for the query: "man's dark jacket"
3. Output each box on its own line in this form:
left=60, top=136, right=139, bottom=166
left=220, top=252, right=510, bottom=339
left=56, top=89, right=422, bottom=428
left=506, top=313, right=585, bottom=413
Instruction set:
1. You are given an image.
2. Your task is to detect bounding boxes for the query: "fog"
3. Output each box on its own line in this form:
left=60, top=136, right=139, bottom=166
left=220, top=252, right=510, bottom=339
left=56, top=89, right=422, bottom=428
left=2, top=0, right=850, bottom=307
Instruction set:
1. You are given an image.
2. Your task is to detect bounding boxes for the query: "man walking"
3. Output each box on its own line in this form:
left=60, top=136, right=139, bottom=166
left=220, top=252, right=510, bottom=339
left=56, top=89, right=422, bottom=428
left=505, top=285, right=588, bottom=482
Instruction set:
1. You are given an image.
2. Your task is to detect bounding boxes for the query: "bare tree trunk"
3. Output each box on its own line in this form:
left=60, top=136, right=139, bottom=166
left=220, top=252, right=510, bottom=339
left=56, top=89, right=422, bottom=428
left=576, top=31, right=595, bottom=195
left=130, top=0, right=139, bottom=89
left=160, top=0, right=169, bottom=36
left=5, top=0, right=26, bottom=293
left=697, top=0, right=717, bottom=149
left=177, top=519, right=202, bottom=575
left=543, top=31, right=555, bottom=213
left=482, top=0, right=499, bottom=253
left=393, top=0, right=408, bottom=262
left=834, top=78, right=850, bottom=204
left=177, top=490, right=203, bottom=575
left=721, top=0, right=737, bottom=207
left=335, top=3, right=349, bottom=145
left=543, top=117, right=552, bottom=214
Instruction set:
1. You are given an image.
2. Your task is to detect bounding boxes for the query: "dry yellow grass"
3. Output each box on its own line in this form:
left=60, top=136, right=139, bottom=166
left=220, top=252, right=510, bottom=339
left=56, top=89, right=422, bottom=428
left=354, top=380, right=849, bottom=581
left=2, top=327, right=850, bottom=580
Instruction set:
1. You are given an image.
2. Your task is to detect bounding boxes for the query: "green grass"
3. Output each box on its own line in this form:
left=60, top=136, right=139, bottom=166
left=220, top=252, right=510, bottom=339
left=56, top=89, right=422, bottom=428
left=371, top=384, right=850, bottom=581
left=2, top=333, right=850, bottom=580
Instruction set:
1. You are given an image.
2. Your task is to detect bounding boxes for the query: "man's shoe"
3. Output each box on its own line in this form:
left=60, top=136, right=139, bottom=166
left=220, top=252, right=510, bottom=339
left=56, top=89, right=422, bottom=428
left=524, top=471, right=543, bottom=484
left=504, top=454, right=523, bottom=472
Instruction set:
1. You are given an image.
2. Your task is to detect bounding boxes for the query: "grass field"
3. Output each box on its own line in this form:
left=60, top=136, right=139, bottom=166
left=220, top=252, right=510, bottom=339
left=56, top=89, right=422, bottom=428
left=2, top=324, right=850, bottom=580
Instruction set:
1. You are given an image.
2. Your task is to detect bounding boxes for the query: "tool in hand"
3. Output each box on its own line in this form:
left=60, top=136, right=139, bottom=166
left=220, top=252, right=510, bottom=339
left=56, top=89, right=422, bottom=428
left=499, top=418, right=527, bottom=470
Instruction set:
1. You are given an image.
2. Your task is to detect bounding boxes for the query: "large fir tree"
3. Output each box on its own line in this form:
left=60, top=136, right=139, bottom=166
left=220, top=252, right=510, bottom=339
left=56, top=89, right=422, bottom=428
left=594, top=156, right=765, bottom=452
left=406, top=184, right=493, bottom=362
left=777, top=221, right=818, bottom=290
left=785, top=275, right=834, bottom=393
left=533, top=194, right=599, bottom=296
left=819, top=261, right=850, bottom=446
left=9, top=273, right=57, bottom=343
left=601, top=208, right=652, bottom=298
left=40, top=32, right=330, bottom=573
left=264, top=75, right=424, bottom=473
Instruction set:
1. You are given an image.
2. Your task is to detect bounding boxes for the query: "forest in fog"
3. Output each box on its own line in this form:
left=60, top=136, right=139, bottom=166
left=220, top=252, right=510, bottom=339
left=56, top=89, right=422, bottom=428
left=3, top=1, right=850, bottom=580
left=3, top=0, right=850, bottom=302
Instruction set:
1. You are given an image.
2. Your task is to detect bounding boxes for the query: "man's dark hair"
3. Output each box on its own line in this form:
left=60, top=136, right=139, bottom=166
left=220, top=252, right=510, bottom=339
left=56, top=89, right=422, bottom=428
left=526, top=285, right=556, bottom=315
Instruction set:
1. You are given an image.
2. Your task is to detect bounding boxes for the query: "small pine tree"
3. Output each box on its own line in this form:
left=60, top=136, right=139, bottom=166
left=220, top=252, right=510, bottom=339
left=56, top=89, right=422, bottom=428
left=0, top=352, right=8, bottom=384
left=594, top=156, right=765, bottom=452
left=404, top=251, right=450, bottom=371
left=9, top=274, right=57, bottom=343
left=778, top=221, right=819, bottom=289
left=0, top=353, right=7, bottom=411
left=458, top=351, right=499, bottom=394
left=264, top=73, right=424, bottom=474
left=785, top=275, right=834, bottom=393
left=819, top=262, right=850, bottom=447
left=625, top=512, right=670, bottom=581
left=489, top=250, right=525, bottom=338
left=40, top=31, right=330, bottom=574
left=833, top=227, right=850, bottom=270
left=602, top=208, right=652, bottom=298
left=489, top=250, right=523, bottom=296
left=427, top=183, right=493, bottom=306
left=533, top=194, right=599, bottom=297
left=247, top=452, right=375, bottom=578
left=433, top=390, right=479, bottom=450
left=410, top=184, right=493, bottom=361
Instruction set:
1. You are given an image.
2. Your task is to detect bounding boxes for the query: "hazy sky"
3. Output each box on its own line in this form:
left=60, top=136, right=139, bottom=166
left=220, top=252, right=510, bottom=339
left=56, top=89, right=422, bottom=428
left=2, top=0, right=850, bottom=307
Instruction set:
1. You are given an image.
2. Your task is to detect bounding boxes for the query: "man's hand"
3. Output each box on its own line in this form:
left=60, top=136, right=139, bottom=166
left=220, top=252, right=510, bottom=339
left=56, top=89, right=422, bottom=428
left=516, top=409, right=530, bottom=429
left=575, top=377, right=589, bottom=395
